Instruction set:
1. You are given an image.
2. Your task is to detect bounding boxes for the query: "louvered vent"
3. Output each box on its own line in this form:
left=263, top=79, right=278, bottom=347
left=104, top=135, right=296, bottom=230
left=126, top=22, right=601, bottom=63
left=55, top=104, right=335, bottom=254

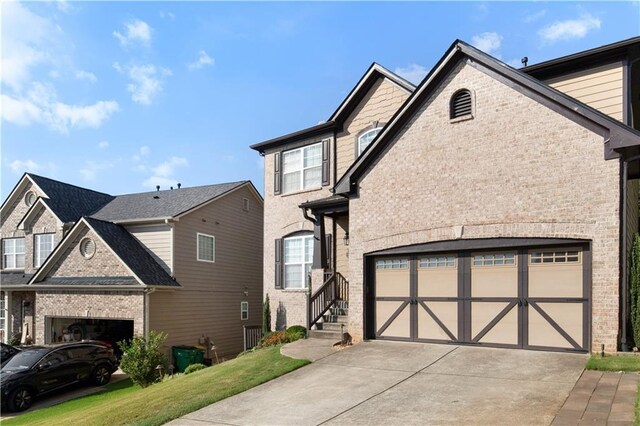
left=80, top=238, right=96, bottom=259
left=450, top=89, right=472, bottom=119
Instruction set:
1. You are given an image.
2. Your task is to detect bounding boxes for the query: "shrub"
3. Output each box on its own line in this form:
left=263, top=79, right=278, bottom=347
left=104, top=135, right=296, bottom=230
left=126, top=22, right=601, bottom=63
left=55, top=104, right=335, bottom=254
left=258, top=326, right=306, bottom=348
left=8, top=334, right=22, bottom=346
left=263, top=294, right=272, bottom=336
left=184, top=363, right=207, bottom=375
left=286, top=325, right=306, bottom=339
left=631, top=234, right=640, bottom=347
left=118, top=330, right=167, bottom=388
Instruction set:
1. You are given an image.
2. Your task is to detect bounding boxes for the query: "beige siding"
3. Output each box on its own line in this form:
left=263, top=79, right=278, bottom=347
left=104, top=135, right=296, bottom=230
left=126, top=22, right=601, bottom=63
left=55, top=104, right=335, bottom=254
left=336, top=77, right=410, bottom=178
left=150, top=185, right=263, bottom=357
left=546, top=62, right=624, bottom=121
left=126, top=224, right=172, bottom=273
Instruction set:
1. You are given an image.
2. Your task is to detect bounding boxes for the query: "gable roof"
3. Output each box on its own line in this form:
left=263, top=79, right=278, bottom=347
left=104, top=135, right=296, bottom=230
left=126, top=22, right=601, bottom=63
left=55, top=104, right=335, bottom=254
left=91, top=181, right=250, bottom=223
left=250, top=63, right=415, bottom=154
left=1, top=173, right=114, bottom=224
left=29, top=217, right=179, bottom=288
left=334, top=39, right=640, bottom=195
left=17, top=197, right=61, bottom=230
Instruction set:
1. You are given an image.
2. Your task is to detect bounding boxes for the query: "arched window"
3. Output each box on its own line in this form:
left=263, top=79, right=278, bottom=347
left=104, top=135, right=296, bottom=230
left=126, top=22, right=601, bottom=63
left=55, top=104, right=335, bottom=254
left=283, top=232, right=313, bottom=289
left=357, top=127, right=383, bottom=156
left=450, top=89, right=473, bottom=120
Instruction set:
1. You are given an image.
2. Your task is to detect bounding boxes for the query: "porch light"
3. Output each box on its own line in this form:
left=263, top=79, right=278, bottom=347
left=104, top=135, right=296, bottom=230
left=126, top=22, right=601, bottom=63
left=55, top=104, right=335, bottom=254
left=343, top=232, right=349, bottom=246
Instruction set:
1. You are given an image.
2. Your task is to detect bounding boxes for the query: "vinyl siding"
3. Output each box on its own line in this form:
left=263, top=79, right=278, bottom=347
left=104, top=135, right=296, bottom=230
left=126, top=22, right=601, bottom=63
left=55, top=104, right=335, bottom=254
left=126, top=224, right=172, bottom=273
left=149, top=184, right=263, bottom=357
left=546, top=62, right=624, bottom=121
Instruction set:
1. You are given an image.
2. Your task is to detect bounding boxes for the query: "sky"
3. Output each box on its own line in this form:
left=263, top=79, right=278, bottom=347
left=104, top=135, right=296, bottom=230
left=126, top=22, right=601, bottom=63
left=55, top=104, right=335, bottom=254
left=1, top=1, right=639, bottom=199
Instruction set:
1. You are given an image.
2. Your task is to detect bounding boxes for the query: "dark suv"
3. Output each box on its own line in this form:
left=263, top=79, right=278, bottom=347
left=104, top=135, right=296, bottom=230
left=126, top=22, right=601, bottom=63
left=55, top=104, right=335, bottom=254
left=1, top=341, right=118, bottom=412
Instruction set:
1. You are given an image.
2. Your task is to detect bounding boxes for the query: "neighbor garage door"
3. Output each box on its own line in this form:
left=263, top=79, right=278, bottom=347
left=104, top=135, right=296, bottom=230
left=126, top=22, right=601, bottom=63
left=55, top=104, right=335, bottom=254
left=372, top=245, right=589, bottom=352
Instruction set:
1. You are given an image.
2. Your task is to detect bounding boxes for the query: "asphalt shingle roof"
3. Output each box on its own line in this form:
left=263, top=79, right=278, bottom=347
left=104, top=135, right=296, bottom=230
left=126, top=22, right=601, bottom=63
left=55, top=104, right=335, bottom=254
left=91, top=181, right=247, bottom=222
left=84, top=217, right=179, bottom=287
left=1, top=272, right=33, bottom=285
left=29, top=174, right=115, bottom=223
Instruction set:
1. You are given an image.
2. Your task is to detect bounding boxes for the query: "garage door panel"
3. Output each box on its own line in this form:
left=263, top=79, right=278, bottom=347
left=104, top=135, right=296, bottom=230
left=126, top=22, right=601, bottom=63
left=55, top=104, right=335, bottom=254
left=417, top=301, right=457, bottom=341
left=471, top=302, right=518, bottom=345
left=418, top=269, right=457, bottom=297
left=471, top=268, right=518, bottom=298
left=376, top=301, right=411, bottom=338
left=477, top=304, right=518, bottom=345
left=529, top=265, right=583, bottom=298
left=528, top=302, right=583, bottom=349
left=375, top=260, right=410, bottom=298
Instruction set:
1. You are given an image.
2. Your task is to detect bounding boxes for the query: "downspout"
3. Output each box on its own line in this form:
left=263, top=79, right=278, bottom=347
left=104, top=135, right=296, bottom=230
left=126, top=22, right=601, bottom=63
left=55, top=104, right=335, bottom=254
left=143, top=287, right=156, bottom=340
left=621, top=160, right=629, bottom=352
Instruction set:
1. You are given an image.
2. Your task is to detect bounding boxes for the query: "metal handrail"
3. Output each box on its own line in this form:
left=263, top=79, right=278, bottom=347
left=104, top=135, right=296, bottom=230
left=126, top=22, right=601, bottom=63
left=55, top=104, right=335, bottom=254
left=307, top=271, right=349, bottom=330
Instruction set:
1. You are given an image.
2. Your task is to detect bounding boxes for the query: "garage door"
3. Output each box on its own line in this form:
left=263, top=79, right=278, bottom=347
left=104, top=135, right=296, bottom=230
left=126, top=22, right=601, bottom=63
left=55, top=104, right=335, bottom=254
left=373, top=246, right=589, bottom=352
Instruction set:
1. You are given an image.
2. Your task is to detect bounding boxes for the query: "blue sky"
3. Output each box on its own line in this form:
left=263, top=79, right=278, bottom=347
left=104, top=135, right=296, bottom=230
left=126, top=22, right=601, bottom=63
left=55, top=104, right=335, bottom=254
left=2, top=1, right=639, bottom=199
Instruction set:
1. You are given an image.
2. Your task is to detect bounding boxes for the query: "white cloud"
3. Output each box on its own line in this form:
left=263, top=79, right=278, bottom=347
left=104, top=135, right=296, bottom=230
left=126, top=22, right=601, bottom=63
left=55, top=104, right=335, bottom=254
left=79, top=160, right=117, bottom=181
left=139, top=146, right=151, bottom=157
left=98, top=141, right=110, bottom=149
left=75, top=70, right=97, bottom=83
left=524, top=10, right=547, bottom=24
left=471, top=32, right=503, bottom=55
left=394, top=64, right=428, bottom=85
left=132, top=145, right=151, bottom=162
left=113, top=19, right=152, bottom=47
left=159, top=10, right=175, bottom=20
left=538, top=14, right=601, bottom=43
left=1, top=82, right=119, bottom=134
left=9, top=159, right=42, bottom=174
left=54, top=0, right=74, bottom=13
left=188, top=50, right=214, bottom=71
left=143, top=156, right=188, bottom=189
left=115, top=63, right=171, bottom=105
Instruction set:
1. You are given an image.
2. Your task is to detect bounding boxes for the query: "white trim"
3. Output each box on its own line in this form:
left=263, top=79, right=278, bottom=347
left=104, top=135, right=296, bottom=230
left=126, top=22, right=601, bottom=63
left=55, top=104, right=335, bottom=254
left=283, top=234, right=313, bottom=289
left=18, top=198, right=63, bottom=231
left=358, top=127, right=383, bottom=156
left=240, top=301, right=249, bottom=321
left=34, top=233, right=55, bottom=267
left=0, top=174, right=48, bottom=215
left=170, top=224, right=175, bottom=273
left=196, top=232, right=216, bottom=263
left=2, top=237, right=25, bottom=270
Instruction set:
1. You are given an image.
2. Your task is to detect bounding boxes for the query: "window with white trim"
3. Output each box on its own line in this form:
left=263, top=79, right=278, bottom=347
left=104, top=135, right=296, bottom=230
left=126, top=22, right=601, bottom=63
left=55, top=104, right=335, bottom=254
left=282, top=143, right=322, bottom=193
left=197, top=233, right=215, bottom=262
left=241, top=301, right=249, bottom=320
left=2, top=238, right=25, bottom=270
left=34, top=234, right=55, bottom=268
left=530, top=250, right=580, bottom=264
left=284, top=234, right=313, bottom=288
left=375, top=258, right=409, bottom=269
left=473, top=253, right=515, bottom=266
left=357, top=127, right=383, bottom=156
left=420, top=255, right=455, bottom=268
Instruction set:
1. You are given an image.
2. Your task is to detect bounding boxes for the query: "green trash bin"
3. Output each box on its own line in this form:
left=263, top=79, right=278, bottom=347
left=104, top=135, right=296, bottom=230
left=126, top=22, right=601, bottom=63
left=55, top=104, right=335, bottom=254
left=172, top=346, right=205, bottom=373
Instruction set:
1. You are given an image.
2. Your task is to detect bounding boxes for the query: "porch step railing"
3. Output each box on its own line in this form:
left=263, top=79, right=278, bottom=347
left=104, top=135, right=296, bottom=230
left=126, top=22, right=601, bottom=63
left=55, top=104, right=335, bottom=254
left=243, top=325, right=262, bottom=351
left=307, top=271, right=349, bottom=330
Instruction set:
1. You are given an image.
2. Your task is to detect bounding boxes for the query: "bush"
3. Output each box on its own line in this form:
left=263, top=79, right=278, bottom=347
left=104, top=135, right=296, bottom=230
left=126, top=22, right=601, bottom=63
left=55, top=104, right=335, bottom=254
left=184, top=363, right=207, bottom=375
left=8, top=334, right=22, bottom=346
left=258, top=326, right=306, bottom=348
left=118, top=331, right=167, bottom=388
left=263, top=294, right=272, bottom=336
left=286, top=325, right=306, bottom=339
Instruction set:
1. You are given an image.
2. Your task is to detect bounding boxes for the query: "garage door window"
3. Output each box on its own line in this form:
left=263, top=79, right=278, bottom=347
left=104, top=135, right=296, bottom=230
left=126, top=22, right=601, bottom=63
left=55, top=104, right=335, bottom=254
left=375, top=259, right=408, bottom=269
left=419, top=256, right=455, bottom=268
left=473, top=253, right=515, bottom=266
left=530, top=250, right=580, bottom=264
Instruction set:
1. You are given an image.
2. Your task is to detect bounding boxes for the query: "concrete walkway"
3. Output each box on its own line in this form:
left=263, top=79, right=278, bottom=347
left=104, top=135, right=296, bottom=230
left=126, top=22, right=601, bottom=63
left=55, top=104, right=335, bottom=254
left=552, top=370, right=639, bottom=425
left=169, top=340, right=587, bottom=425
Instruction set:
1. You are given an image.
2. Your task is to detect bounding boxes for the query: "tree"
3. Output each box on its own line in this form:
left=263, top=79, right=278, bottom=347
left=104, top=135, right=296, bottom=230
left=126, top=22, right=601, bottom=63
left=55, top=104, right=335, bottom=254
left=631, top=234, right=640, bottom=348
left=263, top=294, right=272, bottom=336
left=118, top=331, right=167, bottom=388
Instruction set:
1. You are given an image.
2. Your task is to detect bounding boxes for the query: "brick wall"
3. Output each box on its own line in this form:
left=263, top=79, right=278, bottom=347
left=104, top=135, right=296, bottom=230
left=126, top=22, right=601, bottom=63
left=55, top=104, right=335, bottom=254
left=35, top=290, right=144, bottom=343
left=348, top=61, right=621, bottom=352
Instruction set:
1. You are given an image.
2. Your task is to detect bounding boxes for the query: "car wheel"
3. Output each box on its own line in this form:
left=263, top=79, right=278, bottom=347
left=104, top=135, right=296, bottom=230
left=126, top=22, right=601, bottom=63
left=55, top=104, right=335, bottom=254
left=8, top=387, right=33, bottom=412
left=92, top=365, right=112, bottom=386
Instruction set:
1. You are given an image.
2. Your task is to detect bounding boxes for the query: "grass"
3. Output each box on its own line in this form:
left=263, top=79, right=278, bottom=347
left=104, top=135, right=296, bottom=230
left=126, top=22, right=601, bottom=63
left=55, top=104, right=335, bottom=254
left=585, top=355, right=640, bottom=425
left=4, top=346, right=309, bottom=426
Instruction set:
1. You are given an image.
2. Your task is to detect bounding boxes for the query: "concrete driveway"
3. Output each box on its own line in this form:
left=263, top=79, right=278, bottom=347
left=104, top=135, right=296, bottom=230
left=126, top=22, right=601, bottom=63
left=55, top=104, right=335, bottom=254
left=169, top=341, right=587, bottom=425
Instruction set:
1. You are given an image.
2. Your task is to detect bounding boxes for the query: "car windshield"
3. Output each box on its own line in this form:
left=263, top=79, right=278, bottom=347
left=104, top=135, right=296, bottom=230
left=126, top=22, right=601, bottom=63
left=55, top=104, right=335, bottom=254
left=1, top=349, right=48, bottom=371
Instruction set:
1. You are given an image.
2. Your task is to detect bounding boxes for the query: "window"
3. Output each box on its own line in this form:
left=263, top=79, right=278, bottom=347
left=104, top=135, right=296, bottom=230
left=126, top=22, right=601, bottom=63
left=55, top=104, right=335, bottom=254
left=375, top=258, right=409, bottom=269
left=241, top=302, right=249, bottom=320
left=35, top=234, right=55, bottom=267
left=282, top=143, right=322, bottom=193
left=531, top=250, right=580, bottom=264
left=197, top=233, right=215, bottom=262
left=283, top=234, right=313, bottom=288
left=357, top=127, right=383, bottom=156
left=2, top=238, right=25, bottom=269
left=473, top=253, right=515, bottom=266
left=450, top=89, right=472, bottom=120
left=79, top=238, right=96, bottom=259
left=242, top=198, right=250, bottom=211
left=420, top=255, right=455, bottom=268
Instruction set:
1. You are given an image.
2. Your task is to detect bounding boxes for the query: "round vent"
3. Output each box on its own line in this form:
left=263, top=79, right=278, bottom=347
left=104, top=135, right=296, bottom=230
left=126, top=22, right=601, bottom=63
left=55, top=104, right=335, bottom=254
left=80, top=238, right=96, bottom=259
left=25, top=191, right=37, bottom=207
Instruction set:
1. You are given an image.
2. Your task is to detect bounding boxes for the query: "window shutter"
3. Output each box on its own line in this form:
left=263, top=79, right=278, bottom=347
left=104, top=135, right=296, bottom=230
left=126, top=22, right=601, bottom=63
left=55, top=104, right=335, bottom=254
left=321, top=139, right=330, bottom=186
left=274, top=152, right=282, bottom=195
left=275, top=238, right=283, bottom=289
left=325, top=234, right=333, bottom=270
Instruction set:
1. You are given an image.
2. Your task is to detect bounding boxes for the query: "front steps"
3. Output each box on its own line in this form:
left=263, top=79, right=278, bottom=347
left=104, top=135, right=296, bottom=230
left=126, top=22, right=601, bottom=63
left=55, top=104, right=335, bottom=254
left=308, top=300, right=348, bottom=341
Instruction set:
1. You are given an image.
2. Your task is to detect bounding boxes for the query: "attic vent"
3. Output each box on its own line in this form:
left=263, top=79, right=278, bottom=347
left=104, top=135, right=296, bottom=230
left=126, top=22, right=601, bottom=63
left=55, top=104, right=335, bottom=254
left=79, top=238, right=96, bottom=259
left=242, top=198, right=249, bottom=211
left=450, top=89, right=473, bottom=120
left=24, top=191, right=36, bottom=207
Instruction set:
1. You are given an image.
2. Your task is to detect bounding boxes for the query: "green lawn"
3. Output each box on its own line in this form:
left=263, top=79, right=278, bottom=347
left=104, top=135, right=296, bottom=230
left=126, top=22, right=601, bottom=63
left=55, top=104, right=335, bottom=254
left=4, top=346, right=309, bottom=426
left=585, top=355, right=640, bottom=425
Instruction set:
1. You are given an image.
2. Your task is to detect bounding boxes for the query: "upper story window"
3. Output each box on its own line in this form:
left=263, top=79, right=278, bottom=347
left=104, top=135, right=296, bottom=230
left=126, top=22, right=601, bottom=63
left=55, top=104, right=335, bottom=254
left=2, top=238, right=25, bottom=270
left=450, top=89, right=473, bottom=120
left=284, top=233, right=313, bottom=288
left=357, top=127, right=383, bottom=156
left=282, top=143, right=322, bottom=193
left=197, top=233, right=215, bottom=263
left=35, top=234, right=55, bottom=268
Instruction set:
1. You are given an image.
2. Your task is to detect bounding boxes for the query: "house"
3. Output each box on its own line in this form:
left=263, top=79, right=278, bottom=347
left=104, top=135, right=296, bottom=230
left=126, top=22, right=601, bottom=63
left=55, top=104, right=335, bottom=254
left=251, top=36, right=640, bottom=354
left=0, top=174, right=263, bottom=357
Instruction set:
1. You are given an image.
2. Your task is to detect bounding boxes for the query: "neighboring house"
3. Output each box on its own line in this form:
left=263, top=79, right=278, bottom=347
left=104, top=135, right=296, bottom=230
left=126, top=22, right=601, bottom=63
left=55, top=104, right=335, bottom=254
left=251, top=36, right=640, bottom=354
left=0, top=174, right=263, bottom=357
